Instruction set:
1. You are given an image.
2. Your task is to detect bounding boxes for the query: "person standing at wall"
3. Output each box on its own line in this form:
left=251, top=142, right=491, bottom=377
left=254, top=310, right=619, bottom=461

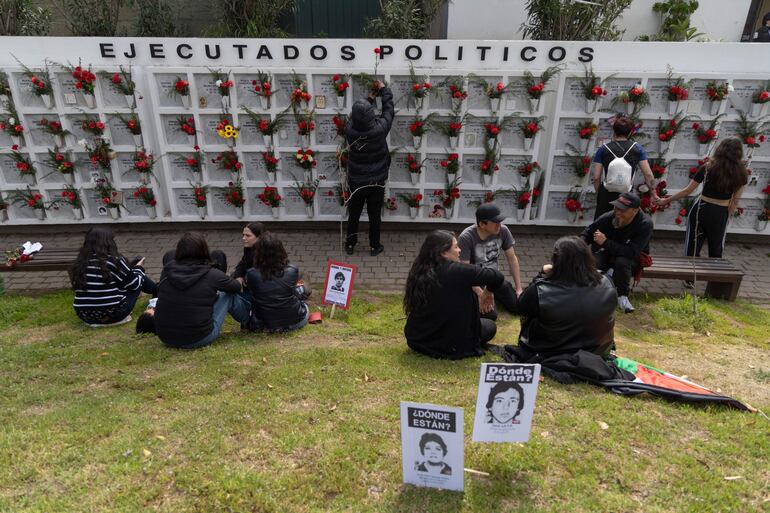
left=655, top=137, right=748, bottom=258
left=345, top=80, right=394, bottom=257
left=591, top=116, right=658, bottom=219
left=753, top=12, right=770, bottom=41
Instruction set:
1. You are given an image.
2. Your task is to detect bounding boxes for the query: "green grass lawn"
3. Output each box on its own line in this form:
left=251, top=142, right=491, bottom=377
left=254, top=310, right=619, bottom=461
left=1, top=290, right=769, bottom=513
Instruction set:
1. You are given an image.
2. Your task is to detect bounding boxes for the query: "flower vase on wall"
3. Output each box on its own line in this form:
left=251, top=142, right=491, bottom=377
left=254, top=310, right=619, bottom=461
left=108, top=207, right=120, bottom=220
left=54, top=134, right=65, bottom=147
left=267, top=171, right=276, bottom=184
left=625, top=102, right=634, bottom=115
left=305, top=204, right=314, bottom=218
left=198, top=206, right=207, bottom=219
left=271, top=206, right=280, bottom=219
left=529, top=97, right=540, bottom=114
left=451, top=98, right=462, bottom=111
left=125, top=95, right=136, bottom=108
left=482, top=174, right=492, bottom=187
left=415, top=96, right=424, bottom=111
left=260, top=96, right=270, bottom=110
left=710, top=100, right=723, bottom=116
left=221, top=95, right=230, bottom=109
left=409, top=206, right=418, bottom=219
left=263, top=134, right=272, bottom=148
left=699, top=143, right=710, bottom=157
left=63, top=173, right=74, bottom=185
left=303, top=171, right=312, bottom=183
left=530, top=205, right=539, bottom=220
left=0, top=209, right=8, bottom=222
left=410, top=173, right=419, bottom=185
left=181, top=95, right=191, bottom=108
left=490, top=97, right=502, bottom=116
left=444, top=205, right=453, bottom=219
left=145, top=205, right=157, bottom=219
left=516, top=208, right=526, bottom=221
left=41, top=94, right=52, bottom=109
left=83, top=93, right=96, bottom=109
left=524, top=137, right=534, bottom=151
left=447, top=172, right=456, bottom=183
left=756, top=219, right=768, bottom=232
left=139, top=174, right=151, bottom=185
left=336, top=95, right=345, bottom=109
left=668, top=101, right=678, bottom=116
left=586, top=98, right=597, bottom=114
left=133, top=134, right=143, bottom=147
left=413, top=136, right=421, bottom=149
left=72, top=207, right=84, bottom=220
left=234, top=205, right=243, bottom=219
left=34, top=208, right=45, bottom=220
left=449, top=136, right=458, bottom=149
left=567, top=210, right=578, bottom=223
left=11, top=135, right=20, bottom=147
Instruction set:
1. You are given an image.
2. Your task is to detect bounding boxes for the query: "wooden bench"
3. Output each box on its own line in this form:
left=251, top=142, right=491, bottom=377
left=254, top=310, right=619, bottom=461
left=643, top=256, right=744, bottom=301
left=0, top=248, right=78, bottom=272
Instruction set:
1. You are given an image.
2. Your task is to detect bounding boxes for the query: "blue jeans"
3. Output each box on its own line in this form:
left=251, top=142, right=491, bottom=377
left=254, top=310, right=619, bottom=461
left=249, top=303, right=309, bottom=333
left=182, top=292, right=251, bottom=349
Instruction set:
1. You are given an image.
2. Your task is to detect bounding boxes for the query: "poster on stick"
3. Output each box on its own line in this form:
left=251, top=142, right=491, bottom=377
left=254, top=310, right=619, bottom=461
left=471, top=363, right=541, bottom=443
left=321, top=260, right=356, bottom=309
left=400, top=401, right=464, bottom=492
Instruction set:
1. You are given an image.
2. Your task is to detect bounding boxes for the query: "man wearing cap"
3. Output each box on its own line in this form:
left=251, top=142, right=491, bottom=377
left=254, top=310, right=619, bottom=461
left=580, top=192, right=653, bottom=313
left=458, top=203, right=523, bottom=318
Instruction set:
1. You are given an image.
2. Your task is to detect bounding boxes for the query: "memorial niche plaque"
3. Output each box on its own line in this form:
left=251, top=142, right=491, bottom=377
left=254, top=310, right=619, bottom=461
left=424, top=153, right=449, bottom=184
left=243, top=152, right=268, bottom=181
left=66, top=115, right=97, bottom=141
left=123, top=195, right=146, bottom=217
left=237, top=116, right=260, bottom=146
left=390, top=153, right=412, bottom=183
left=561, top=77, right=589, bottom=112
left=276, top=117, right=302, bottom=147
left=85, top=189, right=109, bottom=216
left=246, top=186, right=274, bottom=216
left=283, top=188, right=307, bottom=215
left=499, top=155, right=530, bottom=187
left=550, top=156, right=581, bottom=186
left=193, top=73, right=222, bottom=107
left=429, top=76, right=453, bottom=111
left=13, top=74, right=40, bottom=107
left=319, top=186, right=343, bottom=216
left=505, top=79, right=528, bottom=113
left=389, top=75, right=416, bottom=109
left=667, top=159, right=697, bottom=189
left=646, top=78, right=671, bottom=114
left=426, top=116, right=451, bottom=149
left=55, top=72, right=81, bottom=100
left=462, top=155, right=485, bottom=185
left=235, top=75, right=261, bottom=109
left=315, top=152, right=339, bottom=180
left=279, top=150, right=305, bottom=181
left=387, top=187, right=414, bottom=217
left=545, top=191, right=570, bottom=221
left=604, top=78, right=641, bottom=108
left=747, top=161, right=770, bottom=189
left=155, top=73, right=186, bottom=108
left=727, top=80, right=764, bottom=114
left=116, top=153, right=141, bottom=183
left=465, top=117, right=494, bottom=149
left=459, top=190, right=485, bottom=218
left=273, top=73, right=306, bottom=110
left=200, top=115, right=228, bottom=146
left=211, top=188, right=236, bottom=215
left=467, top=76, right=502, bottom=111
left=311, top=74, right=338, bottom=101
left=175, top=189, right=199, bottom=216
left=24, top=114, right=59, bottom=147
left=0, top=155, right=21, bottom=183
left=392, top=116, right=414, bottom=148
left=717, top=122, right=741, bottom=140
left=555, top=118, right=584, bottom=149
left=106, top=115, right=134, bottom=146
left=167, top=152, right=196, bottom=182
left=98, top=74, right=124, bottom=107
left=732, top=198, right=764, bottom=229
left=351, top=74, right=384, bottom=109
left=315, top=115, right=341, bottom=146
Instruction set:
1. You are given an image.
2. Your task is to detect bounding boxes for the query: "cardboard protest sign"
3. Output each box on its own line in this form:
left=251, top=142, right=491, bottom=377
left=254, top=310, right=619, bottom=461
left=321, top=259, right=356, bottom=309
left=400, top=401, right=464, bottom=492
left=471, top=363, right=541, bottom=443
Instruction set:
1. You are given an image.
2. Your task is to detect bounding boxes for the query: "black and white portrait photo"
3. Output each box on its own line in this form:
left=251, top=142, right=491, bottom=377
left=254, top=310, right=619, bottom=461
left=485, top=381, right=524, bottom=425
left=414, top=432, right=452, bottom=476
left=330, top=271, right=346, bottom=292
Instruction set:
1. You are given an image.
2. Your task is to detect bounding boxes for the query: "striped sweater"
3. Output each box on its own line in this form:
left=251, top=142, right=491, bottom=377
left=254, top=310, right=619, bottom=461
left=72, top=257, right=146, bottom=311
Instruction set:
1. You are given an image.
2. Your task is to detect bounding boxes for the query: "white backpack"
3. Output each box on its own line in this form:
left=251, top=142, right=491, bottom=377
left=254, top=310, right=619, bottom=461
left=603, top=142, right=636, bottom=193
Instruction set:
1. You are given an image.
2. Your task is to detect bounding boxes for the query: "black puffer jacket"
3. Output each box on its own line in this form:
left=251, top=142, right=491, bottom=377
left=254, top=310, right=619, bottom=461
left=345, top=87, right=394, bottom=189
left=155, top=260, right=241, bottom=347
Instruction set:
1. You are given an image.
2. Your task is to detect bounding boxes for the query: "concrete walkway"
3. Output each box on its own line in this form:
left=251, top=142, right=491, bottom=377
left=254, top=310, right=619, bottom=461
left=2, top=222, right=769, bottom=302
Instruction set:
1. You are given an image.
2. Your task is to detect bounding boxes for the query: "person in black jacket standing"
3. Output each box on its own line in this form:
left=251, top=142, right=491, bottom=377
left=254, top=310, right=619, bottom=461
left=580, top=192, right=653, bottom=314
left=753, top=12, right=770, bottom=42
left=345, top=80, right=394, bottom=256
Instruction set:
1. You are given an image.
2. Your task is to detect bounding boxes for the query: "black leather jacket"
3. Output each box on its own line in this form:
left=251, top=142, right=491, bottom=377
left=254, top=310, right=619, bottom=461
left=246, top=264, right=305, bottom=330
left=518, top=275, right=617, bottom=357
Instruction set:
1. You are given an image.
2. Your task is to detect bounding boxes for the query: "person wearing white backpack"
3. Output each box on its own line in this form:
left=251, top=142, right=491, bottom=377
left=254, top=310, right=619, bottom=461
left=591, top=116, right=658, bottom=220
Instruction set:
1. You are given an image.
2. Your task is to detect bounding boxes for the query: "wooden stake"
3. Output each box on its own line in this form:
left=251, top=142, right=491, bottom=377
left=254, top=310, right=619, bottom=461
left=330, top=304, right=336, bottom=319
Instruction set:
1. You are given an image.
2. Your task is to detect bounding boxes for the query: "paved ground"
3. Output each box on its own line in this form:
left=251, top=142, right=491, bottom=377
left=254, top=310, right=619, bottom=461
left=2, top=221, right=769, bottom=303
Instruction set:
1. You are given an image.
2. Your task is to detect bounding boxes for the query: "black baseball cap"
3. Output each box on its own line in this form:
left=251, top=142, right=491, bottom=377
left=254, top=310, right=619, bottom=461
left=609, top=192, right=641, bottom=210
left=476, top=203, right=506, bottom=223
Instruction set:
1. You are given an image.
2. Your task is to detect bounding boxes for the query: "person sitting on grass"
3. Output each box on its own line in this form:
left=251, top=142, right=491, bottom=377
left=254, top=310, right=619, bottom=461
left=232, top=222, right=264, bottom=287
left=404, top=230, right=505, bottom=359
left=70, top=227, right=156, bottom=327
left=154, top=232, right=250, bottom=349
left=509, top=236, right=617, bottom=362
left=246, top=232, right=310, bottom=332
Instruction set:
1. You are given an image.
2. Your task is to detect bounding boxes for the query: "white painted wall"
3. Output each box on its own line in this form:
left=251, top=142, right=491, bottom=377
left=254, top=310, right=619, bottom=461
left=447, top=0, right=753, bottom=42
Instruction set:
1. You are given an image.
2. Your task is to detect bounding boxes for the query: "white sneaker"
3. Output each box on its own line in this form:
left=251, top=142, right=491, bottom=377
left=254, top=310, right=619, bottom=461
left=88, top=315, right=132, bottom=328
left=617, top=296, right=635, bottom=313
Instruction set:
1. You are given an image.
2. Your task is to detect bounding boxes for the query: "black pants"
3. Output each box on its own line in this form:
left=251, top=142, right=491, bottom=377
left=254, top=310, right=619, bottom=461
left=594, top=184, right=620, bottom=220
left=480, top=318, right=497, bottom=345
left=684, top=200, right=729, bottom=258
left=346, top=185, right=384, bottom=248
left=594, top=249, right=638, bottom=297
left=481, top=281, right=519, bottom=320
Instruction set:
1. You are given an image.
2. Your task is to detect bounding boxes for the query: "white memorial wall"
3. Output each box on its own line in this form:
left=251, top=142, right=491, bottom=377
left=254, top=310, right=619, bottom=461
left=0, top=38, right=768, bottom=233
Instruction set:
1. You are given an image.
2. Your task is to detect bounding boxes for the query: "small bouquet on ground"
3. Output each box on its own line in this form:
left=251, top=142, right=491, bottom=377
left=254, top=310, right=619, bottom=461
left=224, top=180, right=246, bottom=216
left=330, top=74, right=349, bottom=108
left=443, top=76, right=467, bottom=110
left=439, top=153, right=461, bottom=180
left=518, top=160, right=541, bottom=180
left=132, top=150, right=156, bottom=182
left=290, top=71, right=312, bottom=110
left=648, top=156, right=668, bottom=179
left=252, top=70, right=274, bottom=109
left=332, top=114, right=347, bottom=138
left=213, top=149, right=241, bottom=172
left=408, top=65, right=431, bottom=109
left=178, top=145, right=203, bottom=174
left=523, top=65, right=562, bottom=110
left=751, top=82, right=770, bottom=117
left=618, top=84, right=650, bottom=115
left=108, top=66, right=136, bottom=107
left=518, top=117, right=544, bottom=149
left=211, top=69, right=234, bottom=107
left=80, top=118, right=105, bottom=137
left=579, top=66, right=611, bottom=113
left=736, top=110, right=767, bottom=154
left=10, top=188, right=46, bottom=219
left=133, top=186, right=158, bottom=217
left=36, top=118, right=69, bottom=147
left=171, top=76, right=191, bottom=107
left=44, top=148, right=76, bottom=182
left=9, top=145, right=36, bottom=182
left=80, top=138, right=115, bottom=172
left=258, top=185, right=282, bottom=208
left=405, top=153, right=426, bottom=184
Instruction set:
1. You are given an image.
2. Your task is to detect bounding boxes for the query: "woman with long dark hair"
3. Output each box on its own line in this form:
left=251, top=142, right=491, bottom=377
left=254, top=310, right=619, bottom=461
left=404, top=230, right=504, bottom=359
left=154, top=232, right=250, bottom=348
left=246, top=232, right=309, bottom=332
left=511, top=236, right=617, bottom=360
left=657, top=136, right=748, bottom=257
left=232, top=222, right=264, bottom=286
left=69, top=227, right=156, bottom=326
